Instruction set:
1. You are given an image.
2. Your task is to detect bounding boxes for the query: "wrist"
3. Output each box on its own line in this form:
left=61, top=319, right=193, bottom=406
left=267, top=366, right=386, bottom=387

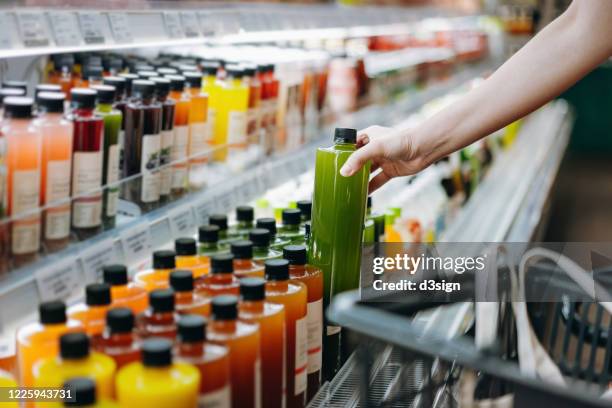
left=410, top=123, right=448, bottom=169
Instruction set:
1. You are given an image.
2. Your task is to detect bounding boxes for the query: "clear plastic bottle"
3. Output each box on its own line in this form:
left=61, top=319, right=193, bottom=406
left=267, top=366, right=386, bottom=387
left=68, top=283, right=112, bottom=340
left=166, top=75, right=190, bottom=198
left=196, top=253, right=240, bottom=297
left=278, top=209, right=304, bottom=246
left=151, top=77, right=175, bottom=204
left=209, top=214, right=230, bottom=241
left=249, top=228, right=282, bottom=262
left=256, top=217, right=290, bottom=249
left=227, top=205, right=255, bottom=239
left=198, top=225, right=225, bottom=257
left=137, top=289, right=179, bottom=340
left=134, top=250, right=176, bottom=292
left=170, top=270, right=211, bottom=318
left=175, top=237, right=209, bottom=278
left=102, top=264, right=148, bottom=315
left=94, top=308, right=140, bottom=369
left=231, top=240, right=264, bottom=279
left=184, top=72, right=209, bottom=190
left=214, top=65, right=248, bottom=162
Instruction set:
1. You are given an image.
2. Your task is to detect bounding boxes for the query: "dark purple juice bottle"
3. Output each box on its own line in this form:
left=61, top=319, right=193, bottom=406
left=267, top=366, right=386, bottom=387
left=151, top=77, right=175, bottom=204
left=103, top=76, right=127, bottom=179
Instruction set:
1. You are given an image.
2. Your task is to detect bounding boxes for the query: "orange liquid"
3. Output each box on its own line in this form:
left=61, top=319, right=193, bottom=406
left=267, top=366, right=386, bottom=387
left=177, top=342, right=231, bottom=405
left=169, top=90, right=190, bottom=196
left=176, top=254, right=210, bottom=279
left=137, top=311, right=178, bottom=340
left=109, top=283, right=148, bottom=315
left=208, top=319, right=260, bottom=408
left=266, top=280, right=308, bottom=408
left=239, top=300, right=286, bottom=408
left=196, top=274, right=240, bottom=297
left=94, top=332, right=140, bottom=370
left=134, top=267, right=173, bottom=292
left=175, top=291, right=211, bottom=318
left=187, top=89, right=209, bottom=186
left=68, top=304, right=109, bottom=338
left=234, top=258, right=264, bottom=279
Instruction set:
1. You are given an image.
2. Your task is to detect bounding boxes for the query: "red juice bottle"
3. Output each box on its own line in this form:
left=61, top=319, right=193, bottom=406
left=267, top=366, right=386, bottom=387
left=196, top=253, right=240, bottom=297
left=138, top=289, right=179, bottom=340
left=151, top=77, right=175, bottom=204
left=95, top=307, right=141, bottom=369
left=69, top=88, right=104, bottom=240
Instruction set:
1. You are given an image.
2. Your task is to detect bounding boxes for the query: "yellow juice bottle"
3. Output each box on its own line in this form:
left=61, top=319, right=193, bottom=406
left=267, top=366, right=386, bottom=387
left=213, top=65, right=248, bottom=162
left=0, top=369, right=18, bottom=408
left=134, top=250, right=176, bottom=291
left=116, top=338, right=200, bottom=408
left=201, top=61, right=220, bottom=155
left=61, top=377, right=119, bottom=408
left=175, top=237, right=209, bottom=278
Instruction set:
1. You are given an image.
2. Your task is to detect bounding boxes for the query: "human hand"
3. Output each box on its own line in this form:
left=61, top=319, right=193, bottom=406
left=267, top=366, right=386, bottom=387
left=339, top=125, right=428, bottom=193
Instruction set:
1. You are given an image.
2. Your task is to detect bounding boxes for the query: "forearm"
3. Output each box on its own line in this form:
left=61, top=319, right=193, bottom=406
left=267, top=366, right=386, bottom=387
left=412, top=1, right=612, bottom=166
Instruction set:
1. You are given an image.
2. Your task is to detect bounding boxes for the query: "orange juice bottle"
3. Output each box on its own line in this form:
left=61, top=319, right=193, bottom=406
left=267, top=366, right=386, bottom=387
left=175, top=237, right=209, bottom=278
left=94, top=308, right=140, bottom=369
left=176, top=314, right=231, bottom=407
left=137, top=289, right=179, bottom=340
left=208, top=295, right=261, bottom=408
left=116, top=338, right=200, bottom=408
left=166, top=75, right=190, bottom=198
left=17, top=300, right=82, bottom=386
left=239, top=278, right=286, bottom=408
left=284, top=245, right=323, bottom=400
left=68, top=283, right=112, bottom=340
left=102, top=264, right=148, bottom=315
left=184, top=72, right=209, bottom=189
left=170, top=270, right=210, bottom=318
left=134, top=250, right=176, bottom=291
left=265, top=259, right=308, bottom=408
left=231, top=240, right=264, bottom=279
left=62, top=377, right=119, bottom=408
left=195, top=253, right=240, bottom=297
left=34, top=332, right=116, bottom=400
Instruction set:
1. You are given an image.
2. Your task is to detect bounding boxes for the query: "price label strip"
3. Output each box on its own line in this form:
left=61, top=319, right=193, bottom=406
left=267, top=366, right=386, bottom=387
left=120, top=222, right=153, bottom=268
left=17, top=12, right=49, bottom=47
left=163, top=12, right=183, bottom=39
left=169, top=206, right=196, bottom=238
left=108, top=13, right=133, bottom=44
left=78, top=12, right=105, bottom=44
left=194, top=200, right=216, bottom=226
left=180, top=12, right=201, bottom=38
left=48, top=11, right=80, bottom=46
left=0, top=12, right=14, bottom=49
left=35, top=258, right=83, bottom=303
left=80, top=237, right=119, bottom=283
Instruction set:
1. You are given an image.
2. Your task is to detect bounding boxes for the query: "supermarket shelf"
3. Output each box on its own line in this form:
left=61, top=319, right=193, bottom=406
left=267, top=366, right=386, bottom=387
left=0, top=59, right=495, bottom=340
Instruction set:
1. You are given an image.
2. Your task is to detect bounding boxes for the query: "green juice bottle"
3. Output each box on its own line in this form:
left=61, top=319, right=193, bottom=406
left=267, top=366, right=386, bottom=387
left=308, top=128, right=370, bottom=380
left=278, top=208, right=304, bottom=245
left=93, top=85, right=122, bottom=230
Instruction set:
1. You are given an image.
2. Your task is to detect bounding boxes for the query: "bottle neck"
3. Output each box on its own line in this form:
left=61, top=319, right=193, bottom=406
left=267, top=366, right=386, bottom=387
left=234, top=258, right=254, bottom=269
left=73, top=107, right=95, bottom=117
left=267, top=280, right=289, bottom=291
left=175, top=291, right=194, bottom=303
left=96, top=103, right=113, bottom=113
left=241, top=299, right=264, bottom=314
left=201, top=242, right=218, bottom=250
left=178, top=341, right=205, bottom=358
left=105, top=331, right=135, bottom=345
left=211, top=319, right=237, bottom=333
left=289, top=264, right=307, bottom=278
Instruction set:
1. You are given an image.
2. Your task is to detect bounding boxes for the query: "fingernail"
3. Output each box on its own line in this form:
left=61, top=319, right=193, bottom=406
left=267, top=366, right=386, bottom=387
left=340, top=165, right=352, bottom=177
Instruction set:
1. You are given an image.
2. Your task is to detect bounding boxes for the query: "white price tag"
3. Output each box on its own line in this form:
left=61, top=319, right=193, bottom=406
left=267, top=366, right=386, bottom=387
left=78, top=12, right=105, bottom=44
left=17, top=12, right=49, bottom=47
left=108, top=13, right=133, bottom=43
left=180, top=12, right=200, bottom=38
left=80, top=237, right=118, bottom=283
left=197, top=12, right=216, bottom=37
left=120, top=222, right=152, bottom=267
left=194, top=201, right=215, bottom=226
left=169, top=206, right=196, bottom=238
left=163, top=12, right=183, bottom=39
left=48, top=12, right=80, bottom=46
left=35, top=258, right=83, bottom=303
left=0, top=12, right=14, bottom=49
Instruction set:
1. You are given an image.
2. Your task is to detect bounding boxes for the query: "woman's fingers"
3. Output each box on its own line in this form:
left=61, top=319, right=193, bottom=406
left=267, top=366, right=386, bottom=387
left=368, top=171, right=391, bottom=193
left=340, top=140, right=380, bottom=177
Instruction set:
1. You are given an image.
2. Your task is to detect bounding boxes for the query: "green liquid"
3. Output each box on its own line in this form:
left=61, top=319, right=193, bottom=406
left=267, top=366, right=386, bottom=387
left=252, top=245, right=282, bottom=261
left=95, top=103, right=122, bottom=230
left=198, top=242, right=227, bottom=257
left=226, top=221, right=254, bottom=240
left=363, top=219, right=375, bottom=243
left=277, top=225, right=304, bottom=246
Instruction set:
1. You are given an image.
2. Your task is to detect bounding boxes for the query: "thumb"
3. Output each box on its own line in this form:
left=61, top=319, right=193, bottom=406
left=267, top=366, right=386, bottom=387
left=340, top=141, right=379, bottom=177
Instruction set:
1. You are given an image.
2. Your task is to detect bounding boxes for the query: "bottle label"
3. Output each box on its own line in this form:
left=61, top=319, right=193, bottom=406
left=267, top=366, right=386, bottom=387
left=12, top=217, right=40, bottom=254
left=159, top=129, right=173, bottom=196
left=294, top=316, right=307, bottom=396
left=11, top=170, right=41, bottom=254
left=171, top=125, right=189, bottom=161
left=45, top=205, right=70, bottom=240
left=189, top=122, right=208, bottom=158
left=227, top=110, right=247, bottom=145
left=46, top=160, right=71, bottom=203
left=72, top=195, right=102, bottom=228
left=255, top=358, right=262, bottom=408
left=140, top=134, right=161, bottom=203
left=198, top=385, right=231, bottom=408
left=207, top=109, right=217, bottom=142
left=171, top=165, right=187, bottom=190
left=105, top=188, right=119, bottom=217
left=72, top=151, right=102, bottom=195
left=106, top=144, right=120, bottom=184
left=307, top=298, right=323, bottom=374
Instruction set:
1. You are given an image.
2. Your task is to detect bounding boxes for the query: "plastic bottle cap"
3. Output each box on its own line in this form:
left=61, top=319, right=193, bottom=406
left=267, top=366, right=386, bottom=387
left=39, top=300, right=67, bottom=324
left=137, top=70, right=159, bottom=79
left=0, top=88, right=25, bottom=105
left=85, top=283, right=111, bottom=306
left=165, top=75, right=186, bottom=92
left=242, top=65, right=257, bottom=77
left=90, top=84, right=116, bottom=104
left=149, top=289, right=175, bottom=313
left=35, top=92, right=65, bottom=113
left=3, top=96, right=33, bottom=118
left=211, top=253, right=234, bottom=274
left=2, top=80, right=27, bottom=92
left=255, top=218, right=277, bottom=236
left=211, top=295, right=238, bottom=320
left=296, top=200, right=312, bottom=220
left=106, top=308, right=134, bottom=333
left=236, top=206, right=254, bottom=222
left=157, top=67, right=178, bottom=75
left=334, top=128, right=357, bottom=144
left=240, top=277, right=266, bottom=301
left=35, top=83, right=62, bottom=93
left=170, top=270, right=194, bottom=292
left=70, top=88, right=97, bottom=109
left=200, top=61, right=220, bottom=76
left=142, top=338, right=173, bottom=367
left=249, top=228, right=270, bottom=247
left=198, top=225, right=219, bottom=243
left=60, top=332, right=90, bottom=359
left=265, top=259, right=290, bottom=281
left=151, top=77, right=170, bottom=97
left=230, top=240, right=253, bottom=260
left=131, top=80, right=155, bottom=99
left=153, top=250, right=176, bottom=269
left=282, top=209, right=301, bottom=226
left=225, top=64, right=244, bottom=78
left=63, top=377, right=96, bottom=406
left=183, top=71, right=202, bottom=88
left=178, top=314, right=207, bottom=343
left=209, top=214, right=228, bottom=231
left=102, top=264, right=128, bottom=286
left=175, top=237, right=197, bottom=256
left=283, top=245, right=307, bottom=265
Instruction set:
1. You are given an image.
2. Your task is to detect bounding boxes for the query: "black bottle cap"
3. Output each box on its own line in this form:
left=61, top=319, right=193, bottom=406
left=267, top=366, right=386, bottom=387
left=0, top=88, right=25, bottom=105
left=231, top=240, right=253, bottom=260
left=209, top=214, right=228, bottom=231
left=175, top=237, right=197, bottom=256
left=249, top=228, right=270, bottom=247
left=60, top=332, right=90, bottom=359
left=211, top=253, right=234, bottom=274
left=170, top=270, right=194, bottom=292
left=3, top=96, right=33, bottom=118
left=242, top=65, right=257, bottom=77
left=240, top=277, right=266, bottom=301
left=149, top=289, right=175, bottom=313
left=118, top=73, right=138, bottom=94
left=255, top=218, right=277, bottom=236
left=153, top=250, right=176, bottom=269
left=142, top=338, right=173, bottom=367
left=178, top=314, right=207, bottom=343
left=137, top=70, right=159, bottom=79
left=102, top=264, right=128, bottom=286
left=35, top=83, right=61, bottom=94
left=211, top=295, right=238, bottom=320
left=198, top=225, right=219, bottom=243
left=63, top=377, right=96, bottom=406
left=282, top=209, right=301, bottom=226
left=2, top=80, right=27, bottom=92
left=70, top=88, right=97, bottom=109
left=157, top=67, right=178, bottom=76
left=334, top=128, right=357, bottom=144
left=131, top=79, right=155, bottom=99
left=106, top=307, right=134, bottom=334
left=104, top=56, right=124, bottom=72
left=103, top=76, right=126, bottom=98
left=265, top=259, right=290, bottom=281
left=151, top=77, right=170, bottom=98
left=83, top=64, right=103, bottom=79
left=36, top=92, right=65, bottom=113
left=85, top=283, right=111, bottom=306
left=225, top=64, right=244, bottom=78
left=183, top=71, right=202, bottom=88
left=90, top=84, right=116, bottom=104
left=55, top=54, right=75, bottom=70
left=236, top=206, right=254, bottom=222
left=133, top=63, right=154, bottom=72
left=39, top=300, right=67, bottom=324
left=283, top=245, right=307, bottom=265
left=296, top=200, right=312, bottom=221
left=200, top=61, right=219, bottom=76
left=165, top=75, right=185, bottom=92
